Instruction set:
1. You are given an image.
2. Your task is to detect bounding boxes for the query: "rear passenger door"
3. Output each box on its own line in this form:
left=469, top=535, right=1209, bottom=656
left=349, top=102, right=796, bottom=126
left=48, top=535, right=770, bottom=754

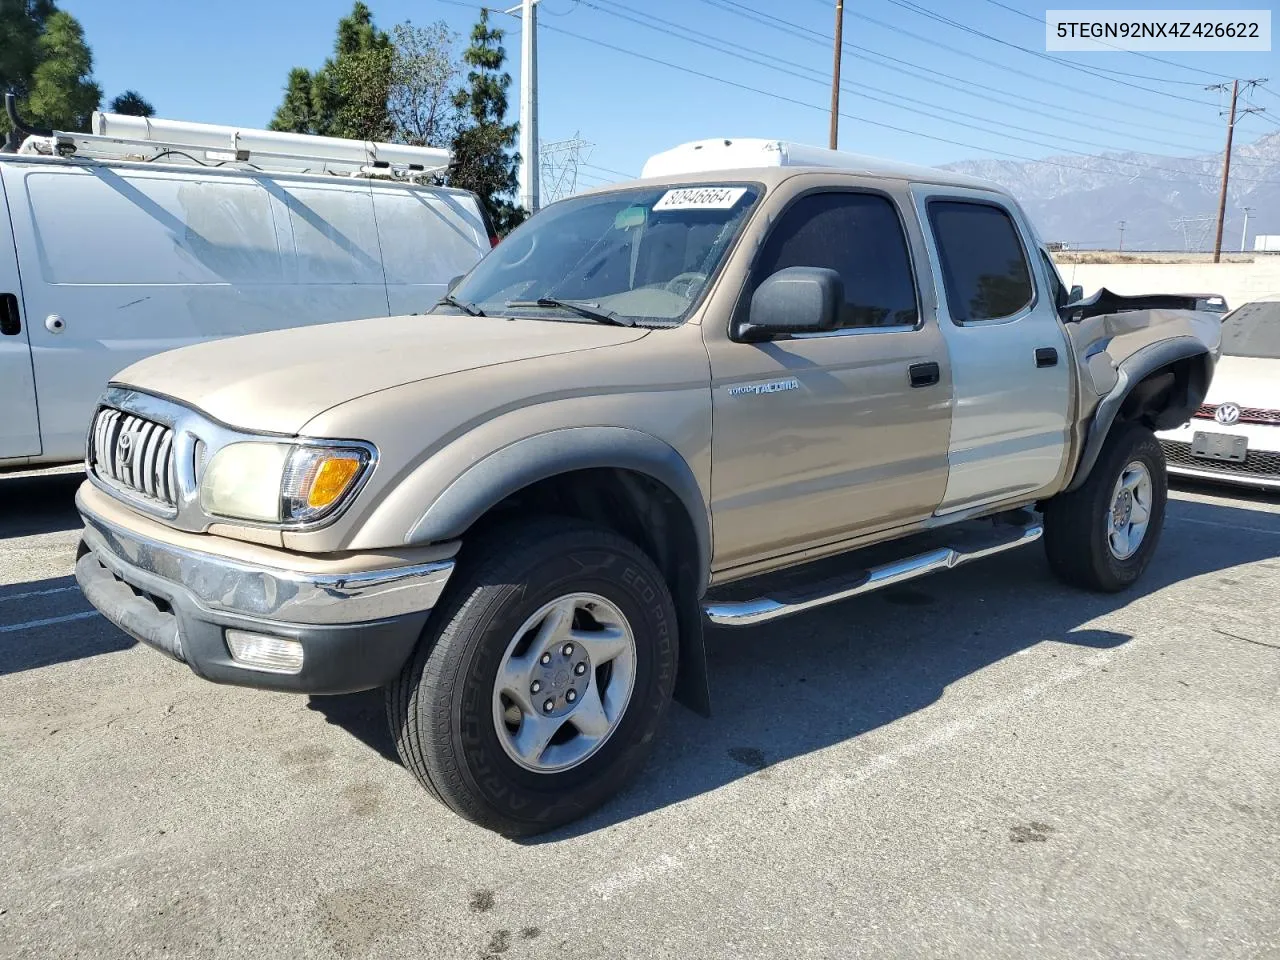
left=0, top=170, right=40, bottom=459
left=707, top=184, right=952, bottom=571
left=913, top=187, right=1071, bottom=512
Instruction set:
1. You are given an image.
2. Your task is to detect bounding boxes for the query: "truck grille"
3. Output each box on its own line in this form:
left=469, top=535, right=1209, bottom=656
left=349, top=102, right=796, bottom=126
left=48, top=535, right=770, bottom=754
left=1194, top=403, right=1280, bottom=425
left=89, top=407, right=179, bottom=508
left=1161, top=439, right=1280, bottom=479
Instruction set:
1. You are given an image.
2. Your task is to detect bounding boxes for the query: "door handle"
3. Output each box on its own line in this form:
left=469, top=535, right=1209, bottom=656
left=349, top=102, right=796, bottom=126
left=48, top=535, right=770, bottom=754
left=0, top=293, right=19, bottom=336
left=1035, top=347, right=1058, bottom=368
left=908, top=361, right=940, bottom=388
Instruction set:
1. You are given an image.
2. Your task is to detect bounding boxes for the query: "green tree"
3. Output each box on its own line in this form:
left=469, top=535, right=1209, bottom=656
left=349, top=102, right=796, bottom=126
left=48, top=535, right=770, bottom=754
left=271, top=67, right=319, bottom=134
left=388, top=19, right=459, bottom=147
left=107, top=89, right=154, bottom=117
left=448, top=10, right=524, bottom=233
left=0, top=0, right=56, bottom=101
left=269, top=2, right=392, bottom=141
left=24, top=10, right=99, bottom=131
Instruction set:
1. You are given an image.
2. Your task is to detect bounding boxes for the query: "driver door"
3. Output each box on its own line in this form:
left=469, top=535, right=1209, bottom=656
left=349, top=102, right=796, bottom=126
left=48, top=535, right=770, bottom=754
left=704, top=182, right=952, bottom=572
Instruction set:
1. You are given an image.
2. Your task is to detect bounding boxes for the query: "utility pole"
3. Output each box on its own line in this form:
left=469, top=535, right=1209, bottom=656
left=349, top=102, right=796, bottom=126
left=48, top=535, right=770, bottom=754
left=828, top=0, right=844, bottom=150
left=1117, top=219, right=1126, bottom=252
left=510, top=0, right=540, bottom=214
left=1240, top=206, right=1252, bottom=252
left=1208, top=78, right=1266, bottom=263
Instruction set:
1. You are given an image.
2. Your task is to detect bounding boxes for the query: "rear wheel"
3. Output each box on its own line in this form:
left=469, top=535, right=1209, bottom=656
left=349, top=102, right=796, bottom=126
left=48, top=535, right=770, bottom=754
left=387, top=518, right=678, bottom=835
left=1043, top=422, right=1167, bottom=592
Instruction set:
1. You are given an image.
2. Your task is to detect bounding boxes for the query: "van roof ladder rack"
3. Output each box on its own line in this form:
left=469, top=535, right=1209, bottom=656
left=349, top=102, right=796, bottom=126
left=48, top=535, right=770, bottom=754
left=14, top=111, right=452, bottom=179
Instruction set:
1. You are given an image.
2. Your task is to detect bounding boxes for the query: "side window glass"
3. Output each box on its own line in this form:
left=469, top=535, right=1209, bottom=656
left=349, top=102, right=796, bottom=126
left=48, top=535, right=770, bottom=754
left=928, top=200, right=1034, bottom=323
left=754, top=192, right=918, bottom=329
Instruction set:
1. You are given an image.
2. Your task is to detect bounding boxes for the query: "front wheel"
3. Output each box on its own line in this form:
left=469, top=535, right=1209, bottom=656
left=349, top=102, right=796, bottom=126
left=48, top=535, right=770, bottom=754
left=386, top=518, right=678, bottom=835
left=1043, top=422, right=1168, bottom=592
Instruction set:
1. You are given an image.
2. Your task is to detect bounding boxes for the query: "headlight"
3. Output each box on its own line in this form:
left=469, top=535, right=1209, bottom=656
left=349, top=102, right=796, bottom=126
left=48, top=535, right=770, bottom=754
left=199, top=441, right=373, bottom=525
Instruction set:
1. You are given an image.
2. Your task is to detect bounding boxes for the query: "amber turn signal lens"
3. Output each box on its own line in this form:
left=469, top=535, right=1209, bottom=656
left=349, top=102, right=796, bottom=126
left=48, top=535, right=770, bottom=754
left=307, top=456, right=363, bottom=509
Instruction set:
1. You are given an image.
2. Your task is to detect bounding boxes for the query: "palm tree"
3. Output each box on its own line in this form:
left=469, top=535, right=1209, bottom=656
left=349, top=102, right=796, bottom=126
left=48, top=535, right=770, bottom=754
left=107, top=90, right=154, bottom=117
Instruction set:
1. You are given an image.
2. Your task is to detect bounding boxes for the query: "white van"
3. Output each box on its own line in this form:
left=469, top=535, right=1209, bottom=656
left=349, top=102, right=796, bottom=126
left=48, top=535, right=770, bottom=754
left=0, top=110, right=494, bottom=468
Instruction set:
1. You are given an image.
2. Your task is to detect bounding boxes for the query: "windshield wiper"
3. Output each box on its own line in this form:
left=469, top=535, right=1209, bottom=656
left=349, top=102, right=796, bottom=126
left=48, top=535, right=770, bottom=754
left=435, top=294, right=486, bottom=317
left=505, top=297, right=635, bottom=327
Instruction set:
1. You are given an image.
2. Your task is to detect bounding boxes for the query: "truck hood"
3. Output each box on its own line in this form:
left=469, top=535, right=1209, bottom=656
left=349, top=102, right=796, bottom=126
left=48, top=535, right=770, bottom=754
left=1204, top=355, right=1280, bottom=408
left=112, top=314, right=650, bottom=435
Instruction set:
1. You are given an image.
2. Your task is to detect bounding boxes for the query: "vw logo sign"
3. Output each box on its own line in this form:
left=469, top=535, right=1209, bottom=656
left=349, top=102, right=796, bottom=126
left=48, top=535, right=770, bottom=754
left=1215, top=403, right=1242, bottom=425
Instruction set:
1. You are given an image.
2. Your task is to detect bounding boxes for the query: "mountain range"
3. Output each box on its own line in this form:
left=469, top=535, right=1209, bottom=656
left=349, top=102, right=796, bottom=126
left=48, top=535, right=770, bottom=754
left=943, top=129, right=1280, bottom=252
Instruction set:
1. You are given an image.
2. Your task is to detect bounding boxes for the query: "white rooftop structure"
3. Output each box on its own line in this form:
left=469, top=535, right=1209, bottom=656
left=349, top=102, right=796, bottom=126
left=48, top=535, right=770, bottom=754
left=14, top=112, right=452, bottom=180
left=640, top=138, right=995, bottom=190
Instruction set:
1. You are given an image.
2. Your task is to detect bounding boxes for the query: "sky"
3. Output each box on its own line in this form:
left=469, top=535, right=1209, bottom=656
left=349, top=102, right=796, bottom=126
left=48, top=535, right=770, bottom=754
left=64, top=0, right=1279, bottom=192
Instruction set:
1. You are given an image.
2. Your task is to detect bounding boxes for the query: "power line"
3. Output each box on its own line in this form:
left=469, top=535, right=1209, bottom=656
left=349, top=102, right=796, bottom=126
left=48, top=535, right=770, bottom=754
left=441, top=0, right=1276, bottom=186
left=870, top=0, right=1221, bottom=99
left=585, top=0, right=1273, bottom=185
left=581, top=160, right=638, bottom=179
left=534, top=18, right=1279, bottom=186
left=849, top=3, right=1219, bottom=119
left=851, top=46, right=1209, bottom=153
left=697, top=0, right=1220, bottom=135
left=696, top=0, right=1213, bottom=146
left=594, top=0, right=1212, bottom=159
left=977, top=0, right=1234, bottom=81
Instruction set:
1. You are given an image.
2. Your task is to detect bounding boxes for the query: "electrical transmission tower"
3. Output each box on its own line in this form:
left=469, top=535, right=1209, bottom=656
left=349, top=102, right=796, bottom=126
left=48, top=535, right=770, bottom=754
left=1170, top=216, right=1216, bottom=253
left=540, top=135, right=593, bottom=203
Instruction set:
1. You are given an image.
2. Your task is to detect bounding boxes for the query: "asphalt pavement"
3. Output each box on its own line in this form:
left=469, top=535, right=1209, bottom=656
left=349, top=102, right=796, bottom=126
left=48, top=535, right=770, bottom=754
left=1, top=467, right=1277, bottom=959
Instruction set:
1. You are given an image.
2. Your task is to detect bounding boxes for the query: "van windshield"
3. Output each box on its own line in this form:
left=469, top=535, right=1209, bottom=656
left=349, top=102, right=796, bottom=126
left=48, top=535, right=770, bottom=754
left=439, top=184, right=761, bottom=326
left=1220, top=301, right=1280, bottom=359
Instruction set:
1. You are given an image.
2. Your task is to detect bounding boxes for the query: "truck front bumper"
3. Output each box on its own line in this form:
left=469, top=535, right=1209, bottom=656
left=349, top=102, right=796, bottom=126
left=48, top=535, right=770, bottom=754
left=74, top=491, right=454, bottom=694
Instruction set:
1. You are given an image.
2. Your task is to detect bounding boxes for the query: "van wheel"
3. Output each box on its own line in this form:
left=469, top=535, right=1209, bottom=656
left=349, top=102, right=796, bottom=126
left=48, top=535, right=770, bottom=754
left=1043, top=422, right=1167, bottom=592
left=386, top=518, right=678, bottom=836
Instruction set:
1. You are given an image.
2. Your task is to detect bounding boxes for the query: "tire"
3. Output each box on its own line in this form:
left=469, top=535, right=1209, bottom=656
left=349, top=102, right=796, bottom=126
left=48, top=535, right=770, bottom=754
left=386, top=517, right=678, bottom=836
left=1043, top=422, right=1168, bottom=592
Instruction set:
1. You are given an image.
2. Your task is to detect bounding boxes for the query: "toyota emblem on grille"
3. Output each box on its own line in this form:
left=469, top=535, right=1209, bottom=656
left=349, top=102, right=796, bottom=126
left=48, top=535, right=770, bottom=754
left=1215, top=403, right=1241, bottom=425
left=116, top=432, right=135, bottom=465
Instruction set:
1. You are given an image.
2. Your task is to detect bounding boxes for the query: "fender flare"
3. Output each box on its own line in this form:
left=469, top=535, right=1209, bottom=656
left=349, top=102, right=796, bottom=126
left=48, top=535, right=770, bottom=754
left=406, top=426, right=712, bottom=594
left=1065, top=336, right=1214, bottom=493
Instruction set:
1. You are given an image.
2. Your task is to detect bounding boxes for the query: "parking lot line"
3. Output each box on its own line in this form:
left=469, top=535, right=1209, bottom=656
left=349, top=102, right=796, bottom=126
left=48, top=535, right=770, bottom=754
left=1169, top=515, right=1280, bottom=536
left=0, top=611, right=99, bottom=633
left=0, top=586, right=81, bottom=604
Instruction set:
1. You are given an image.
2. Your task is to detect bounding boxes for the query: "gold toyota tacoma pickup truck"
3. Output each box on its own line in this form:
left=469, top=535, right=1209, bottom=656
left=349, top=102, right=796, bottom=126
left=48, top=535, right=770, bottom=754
left=74, top=139, right=1221, bottom=835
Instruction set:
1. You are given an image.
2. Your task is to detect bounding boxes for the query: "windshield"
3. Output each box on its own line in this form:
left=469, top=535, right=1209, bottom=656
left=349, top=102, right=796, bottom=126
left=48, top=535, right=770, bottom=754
left=441, top=184, right=761, bottom=326
left=1220, top=300, right=1280, bottom=359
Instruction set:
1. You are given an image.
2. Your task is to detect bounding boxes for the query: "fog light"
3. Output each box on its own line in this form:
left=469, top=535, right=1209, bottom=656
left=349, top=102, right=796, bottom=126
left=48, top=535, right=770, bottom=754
left=225, top=630, right=304, bottom=674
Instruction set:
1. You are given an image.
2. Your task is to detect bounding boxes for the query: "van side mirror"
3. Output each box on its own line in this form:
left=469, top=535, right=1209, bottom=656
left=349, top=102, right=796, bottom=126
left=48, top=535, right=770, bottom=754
left=447, top=274, right=465, bottom=294
left=1069, top=284, right=1084, bottom=303
left=737, top=267, right=843, bottom=342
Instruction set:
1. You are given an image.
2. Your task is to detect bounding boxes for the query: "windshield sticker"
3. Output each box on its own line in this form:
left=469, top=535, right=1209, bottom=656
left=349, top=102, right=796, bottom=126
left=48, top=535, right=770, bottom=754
left=653, top=186, right=748, bottom=211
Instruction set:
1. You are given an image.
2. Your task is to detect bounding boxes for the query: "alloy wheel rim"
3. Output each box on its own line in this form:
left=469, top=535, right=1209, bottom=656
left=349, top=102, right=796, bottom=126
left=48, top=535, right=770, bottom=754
left=492, top=592, right=637, bottom=774
left=1107, top=460, right=1153, bottom=560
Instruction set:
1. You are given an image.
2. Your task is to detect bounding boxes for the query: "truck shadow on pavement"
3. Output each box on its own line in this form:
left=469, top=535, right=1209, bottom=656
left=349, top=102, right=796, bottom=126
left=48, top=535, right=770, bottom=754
left=0, top=470, right=85, bottom=538
left=296, top=492, right=1280, bottom=841
left=526, top=492, right=1280, bottom=841
left=4, top=482, right=1276, bottom=830
left=0, top=574, right=135, bottom=674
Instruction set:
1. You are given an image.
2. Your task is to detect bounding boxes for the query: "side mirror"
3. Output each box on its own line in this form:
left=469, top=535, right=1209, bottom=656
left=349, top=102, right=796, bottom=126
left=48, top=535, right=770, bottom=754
left=447, top=274, right=465, bottom=294
left=1069, top=284, right=1084, bottom=303
left=737, top=267, right=843, bottom=342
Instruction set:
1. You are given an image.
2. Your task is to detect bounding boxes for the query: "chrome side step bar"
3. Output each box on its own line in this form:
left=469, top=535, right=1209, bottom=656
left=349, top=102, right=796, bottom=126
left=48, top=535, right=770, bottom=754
left=702, top=522, right=1043, bottom=627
